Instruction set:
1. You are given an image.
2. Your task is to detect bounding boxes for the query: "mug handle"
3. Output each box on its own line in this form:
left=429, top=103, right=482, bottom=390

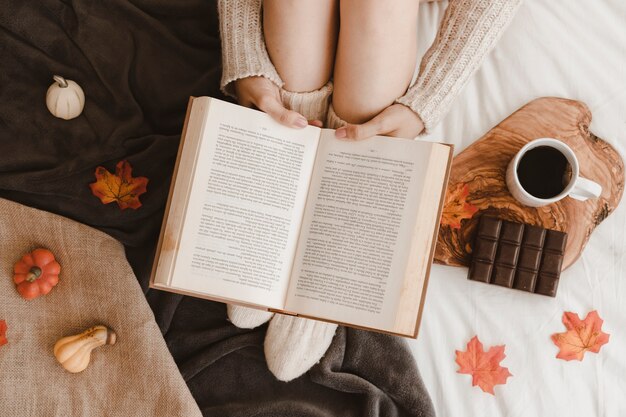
left=569, top=177, right=602, bottom=201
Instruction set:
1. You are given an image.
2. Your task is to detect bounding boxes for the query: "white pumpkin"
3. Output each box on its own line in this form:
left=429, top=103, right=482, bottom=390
left=46, top=75, right=85, bottom=120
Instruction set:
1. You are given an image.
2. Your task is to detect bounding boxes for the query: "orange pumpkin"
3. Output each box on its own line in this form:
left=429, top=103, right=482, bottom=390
left=13, top=248, right=61, bottom=300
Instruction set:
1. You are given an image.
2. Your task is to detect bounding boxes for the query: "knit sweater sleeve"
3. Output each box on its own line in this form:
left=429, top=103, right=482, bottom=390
left=218, top=0, right=283, bottom=98
left=396, top=0, right=523, bottom=132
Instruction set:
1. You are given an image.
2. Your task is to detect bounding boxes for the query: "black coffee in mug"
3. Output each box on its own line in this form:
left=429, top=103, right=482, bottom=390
left=516, top=146, right=572, bottom=199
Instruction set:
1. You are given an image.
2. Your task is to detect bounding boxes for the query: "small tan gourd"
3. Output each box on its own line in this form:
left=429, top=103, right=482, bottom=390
left=53, top=325, right=116, bottom=373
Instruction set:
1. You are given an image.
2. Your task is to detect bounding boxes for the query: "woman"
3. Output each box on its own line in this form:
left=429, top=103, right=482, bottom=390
left=218, top=0, right=523, bottom=382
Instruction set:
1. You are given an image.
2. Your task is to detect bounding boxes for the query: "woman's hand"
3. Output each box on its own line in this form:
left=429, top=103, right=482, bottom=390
left=334, top=104, right=425, bottom=140
left=234, top=76, right=322, bottom=128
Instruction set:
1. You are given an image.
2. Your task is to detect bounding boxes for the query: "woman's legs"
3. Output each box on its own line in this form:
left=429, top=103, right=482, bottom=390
left=332, top=0, right=420, bottom=124
left=263, top=0, right=339, bottom=92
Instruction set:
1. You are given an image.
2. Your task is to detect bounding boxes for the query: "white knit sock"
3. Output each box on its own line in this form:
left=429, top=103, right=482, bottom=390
left=325, top=103, right=348, bottom=129
left=280, top=82, right=333, bottom=123
left=227, top=305, right=274, bottom=329
left=264, top=314, right=337, bottom=382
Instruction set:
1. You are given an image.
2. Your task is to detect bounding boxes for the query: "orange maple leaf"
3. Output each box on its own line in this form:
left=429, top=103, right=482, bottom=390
left=441, top=183, right=478, bottom=229
left=551, top=310, right=610, bottom=361
left=455, top=336, right=512, bottom=395
left=0, top=320, right=7, bottom=347
left=89, top=160, right=148, bottom=210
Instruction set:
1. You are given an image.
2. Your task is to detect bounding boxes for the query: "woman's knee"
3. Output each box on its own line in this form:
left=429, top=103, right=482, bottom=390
left=332, top=0, right=419, bottom=123
left=263, top=0, right=338, bottom=92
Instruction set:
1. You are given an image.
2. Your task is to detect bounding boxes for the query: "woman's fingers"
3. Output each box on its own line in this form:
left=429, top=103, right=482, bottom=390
left=254, top=95, right=308, bottom=128
left=238, top=96, right=255, bottom=108
left=309, top=119, right=324, bottom=128
left=335, top=111, right=389, bottom=140
left=234, top=76, right=309, bottom=129
left=335, top=122, right=379, bottom=140
left=334, top=104, right=425, bottom=140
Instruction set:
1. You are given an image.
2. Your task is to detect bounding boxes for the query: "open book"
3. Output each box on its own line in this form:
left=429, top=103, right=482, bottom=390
left=150, top=97, right=453, bottom=337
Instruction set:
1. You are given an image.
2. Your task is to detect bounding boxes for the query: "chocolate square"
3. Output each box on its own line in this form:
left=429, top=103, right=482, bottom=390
left=517, top=247, right=542, bottom=271
left=468, top=261, right=493, bottom=283
left=544, top=230, right=567, bottom=253
left=540, top=254, right=563, bottom=276
left=473, top=239, right=498, bottom=262
left=513, top=269, right=537, bottom=292
left=495, top=242, right=520, bottom=267
left=477, top=216, right=502, bottom=239
left=492, top=265, right=516, bottom=288
left=467, top=216, right=567, bottom=297
left=500, top=221, right=524, bottom=244
left=535, top=275, right=559, bottom=297
left=523, top=225, right=546, bottom=249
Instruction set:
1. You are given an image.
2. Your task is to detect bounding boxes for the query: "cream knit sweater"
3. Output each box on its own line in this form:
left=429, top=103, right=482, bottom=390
left=218, top=0, right=523, bottom=132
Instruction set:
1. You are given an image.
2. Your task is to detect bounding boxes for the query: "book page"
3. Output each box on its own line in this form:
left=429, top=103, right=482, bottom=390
left=168, top=98, right=320, bottom=309
left=284, top=130, right=441, bottom=331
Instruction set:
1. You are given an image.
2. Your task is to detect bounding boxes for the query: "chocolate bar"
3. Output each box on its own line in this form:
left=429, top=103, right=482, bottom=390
left=468, top=216, right=567, bottom=297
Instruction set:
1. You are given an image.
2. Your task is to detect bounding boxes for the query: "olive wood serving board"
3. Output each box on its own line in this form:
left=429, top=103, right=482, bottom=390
left=434, top=97, right=624, bottom=270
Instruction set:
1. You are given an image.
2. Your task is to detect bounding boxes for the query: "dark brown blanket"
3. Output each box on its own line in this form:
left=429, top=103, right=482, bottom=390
left=0, top=1, right=434, bottom=416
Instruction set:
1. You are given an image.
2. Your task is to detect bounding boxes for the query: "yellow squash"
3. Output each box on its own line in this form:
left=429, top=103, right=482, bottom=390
left=53, top=325, right=117, bottom=373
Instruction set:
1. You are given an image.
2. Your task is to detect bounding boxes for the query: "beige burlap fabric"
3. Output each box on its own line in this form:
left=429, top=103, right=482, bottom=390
left=0, top=198, right=201, bottom=417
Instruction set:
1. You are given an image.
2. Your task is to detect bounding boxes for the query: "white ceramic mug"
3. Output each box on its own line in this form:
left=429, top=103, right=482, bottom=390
left=506, top=138, right=602, bottom=207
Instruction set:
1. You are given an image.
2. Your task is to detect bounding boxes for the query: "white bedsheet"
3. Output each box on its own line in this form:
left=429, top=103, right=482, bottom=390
left=410, top=1, right=626, bottom=416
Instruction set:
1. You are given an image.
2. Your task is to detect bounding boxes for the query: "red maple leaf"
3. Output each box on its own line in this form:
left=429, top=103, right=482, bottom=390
left=441, top=183, right=478, bottom=229
left=0, top=320, right=7, bottom=347
left=89, top=160, right=148, bottom=210
left=455, top=336, right=512, bottom=395
left=551, top=310, right=610, bottom=361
